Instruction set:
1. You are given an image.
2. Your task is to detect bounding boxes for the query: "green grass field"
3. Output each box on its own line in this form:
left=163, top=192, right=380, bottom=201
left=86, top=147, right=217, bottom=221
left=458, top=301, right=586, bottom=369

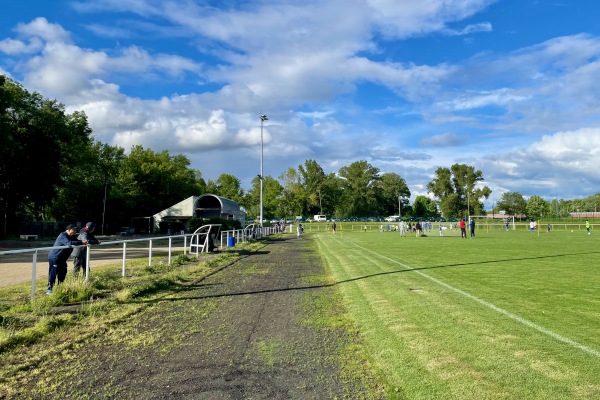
left=313, top=227, right=600, bottom=399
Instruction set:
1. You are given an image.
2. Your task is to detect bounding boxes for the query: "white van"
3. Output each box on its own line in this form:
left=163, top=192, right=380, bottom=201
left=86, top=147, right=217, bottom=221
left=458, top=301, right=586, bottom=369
left=314, top=215, right=327, bottom=222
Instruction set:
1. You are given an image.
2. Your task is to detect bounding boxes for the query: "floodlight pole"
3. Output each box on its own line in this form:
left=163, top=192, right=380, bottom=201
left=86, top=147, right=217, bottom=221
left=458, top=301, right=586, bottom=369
left=259, top=115, right=268, bottom=227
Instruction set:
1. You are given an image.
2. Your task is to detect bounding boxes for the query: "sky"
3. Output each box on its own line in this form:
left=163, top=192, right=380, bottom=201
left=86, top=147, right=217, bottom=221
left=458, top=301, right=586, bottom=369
left=2, top=0, right=600, bottom=209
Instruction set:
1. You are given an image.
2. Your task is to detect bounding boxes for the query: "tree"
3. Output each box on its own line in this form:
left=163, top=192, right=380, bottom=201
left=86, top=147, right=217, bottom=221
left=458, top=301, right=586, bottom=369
left=210, top=174, right=244, bottom=204
left=412, top=195, right=437, bottom=218
left=50, top=141, right=125, bottom=232
left=243, top=175, right=282, bottom=221
left=278, top=167, right=305, bottom=220
left=337, top=160, right=380, bottom=217
left=321, top=172, right=343, bottom=217
left=496, top=192, right=527, bottom=217
left=427, top=163, right=491, bottom=217
left=298, top=159, right=326, bottom=215
left=0, top=76, right=93, bottom=235
left=373, top=172, right=411, bottom=216
left=526, top=195, right=550, bottom=219
left=115, top=146, right=203, bottom=222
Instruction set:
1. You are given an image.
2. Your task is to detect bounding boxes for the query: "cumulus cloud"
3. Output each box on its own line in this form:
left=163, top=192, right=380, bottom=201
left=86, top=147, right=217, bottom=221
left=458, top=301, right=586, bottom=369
left=2, top=0, right=599, bottom=199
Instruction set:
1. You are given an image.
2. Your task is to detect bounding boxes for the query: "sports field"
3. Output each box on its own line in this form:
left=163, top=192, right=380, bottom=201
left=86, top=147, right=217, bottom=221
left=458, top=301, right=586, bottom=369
left=314, top=227, right=600, bottom=399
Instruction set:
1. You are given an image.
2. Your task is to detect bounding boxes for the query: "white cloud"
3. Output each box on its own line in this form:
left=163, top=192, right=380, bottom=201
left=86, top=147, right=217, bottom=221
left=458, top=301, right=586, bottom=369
left=15, top=17, right=72, bottom=44
left=367, top=0, right=496, bottom=37
left=0, top=37, right=43, bottom=55
left=442, top=22, right=492, bottom=36
left=2, top=1, right=600, bottom=201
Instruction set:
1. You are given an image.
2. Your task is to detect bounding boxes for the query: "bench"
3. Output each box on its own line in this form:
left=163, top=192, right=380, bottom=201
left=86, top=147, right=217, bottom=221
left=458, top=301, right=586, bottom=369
left=20, top=235, right=38, bottom=241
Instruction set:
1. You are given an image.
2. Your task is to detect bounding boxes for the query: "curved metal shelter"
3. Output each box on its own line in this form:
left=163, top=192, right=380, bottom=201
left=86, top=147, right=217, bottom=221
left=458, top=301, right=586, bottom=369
left=194, top=194, right=244, bottom=222
left=152, top=194, right=245, bottom=232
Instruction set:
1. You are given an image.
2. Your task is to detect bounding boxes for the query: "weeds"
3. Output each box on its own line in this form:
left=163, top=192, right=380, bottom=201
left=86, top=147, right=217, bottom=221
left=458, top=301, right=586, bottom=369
left=0, top=245, right=248, bottom=357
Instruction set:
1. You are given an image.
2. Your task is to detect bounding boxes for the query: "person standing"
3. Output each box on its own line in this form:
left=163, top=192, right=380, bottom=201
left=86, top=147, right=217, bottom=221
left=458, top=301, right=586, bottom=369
left=400, top=220, right=406, bottom=237
left=459, top=218, right=466, bottom=238
left=586, top=219, right=591, bottom=235
left=332, top=221, right=337, bottom=234
left=72, top=222, right=101, bottom=276
left=469, top=218, right=476, bottom=238
left=47, top=224, right=87, bottom=294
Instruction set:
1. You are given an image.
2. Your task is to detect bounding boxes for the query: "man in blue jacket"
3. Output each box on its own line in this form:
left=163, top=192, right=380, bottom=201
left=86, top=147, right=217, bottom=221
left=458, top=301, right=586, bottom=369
left=72, top=222, right=101, bottom=276
left=47, top=224, right=87, bottom=294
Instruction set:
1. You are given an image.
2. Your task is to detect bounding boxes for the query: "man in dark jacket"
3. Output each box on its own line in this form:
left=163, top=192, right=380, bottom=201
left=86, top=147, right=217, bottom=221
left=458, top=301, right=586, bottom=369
left=47, top=224, right=87, bottom=294
left=72, top=222, right=101, bottom=276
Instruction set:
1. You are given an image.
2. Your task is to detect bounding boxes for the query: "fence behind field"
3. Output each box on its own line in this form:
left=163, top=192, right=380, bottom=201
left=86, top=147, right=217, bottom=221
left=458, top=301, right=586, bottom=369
left=299, top=221, right=595, bottom=234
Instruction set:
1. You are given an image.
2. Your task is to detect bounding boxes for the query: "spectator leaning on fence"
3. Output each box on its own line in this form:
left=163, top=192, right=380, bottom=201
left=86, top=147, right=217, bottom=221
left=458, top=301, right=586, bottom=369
left=47, top=224, right=87, bottom=294
left=72, top=222, right=101, bottom=276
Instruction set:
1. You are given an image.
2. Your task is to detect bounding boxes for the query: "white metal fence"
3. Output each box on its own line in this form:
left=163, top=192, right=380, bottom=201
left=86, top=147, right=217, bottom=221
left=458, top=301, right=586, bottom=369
left=0, top=225, right=282, bottom=300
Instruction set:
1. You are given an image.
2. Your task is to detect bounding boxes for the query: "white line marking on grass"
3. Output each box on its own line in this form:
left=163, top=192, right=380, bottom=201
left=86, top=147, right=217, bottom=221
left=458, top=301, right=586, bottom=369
left=346, top=239, right=600, bottom=359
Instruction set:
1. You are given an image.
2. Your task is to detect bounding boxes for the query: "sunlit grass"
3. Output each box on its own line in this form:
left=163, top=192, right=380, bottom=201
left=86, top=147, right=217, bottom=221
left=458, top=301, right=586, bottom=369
left=314, top=229, right=600, bottom=399
left=0, top=246, right=246, bottom=357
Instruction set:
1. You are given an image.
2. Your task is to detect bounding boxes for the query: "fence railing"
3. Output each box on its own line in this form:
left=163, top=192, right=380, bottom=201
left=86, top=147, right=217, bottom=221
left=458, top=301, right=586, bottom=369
left=300, top=222, right=595, bottom=232
left=0, top=225, right=280, bottom=300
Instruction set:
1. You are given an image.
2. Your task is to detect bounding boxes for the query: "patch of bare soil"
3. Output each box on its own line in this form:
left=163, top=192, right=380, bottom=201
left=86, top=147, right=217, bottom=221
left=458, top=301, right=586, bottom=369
left=4, top=235, right=384, bottom=399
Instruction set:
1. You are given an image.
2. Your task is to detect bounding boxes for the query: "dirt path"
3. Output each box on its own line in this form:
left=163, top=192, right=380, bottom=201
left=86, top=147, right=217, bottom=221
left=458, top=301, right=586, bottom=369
left=4, top=235, right=383, bottom=399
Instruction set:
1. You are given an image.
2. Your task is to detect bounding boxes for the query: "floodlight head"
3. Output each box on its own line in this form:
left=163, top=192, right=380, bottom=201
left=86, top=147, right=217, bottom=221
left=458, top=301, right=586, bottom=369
left=260, top=114, right=268, bottom=121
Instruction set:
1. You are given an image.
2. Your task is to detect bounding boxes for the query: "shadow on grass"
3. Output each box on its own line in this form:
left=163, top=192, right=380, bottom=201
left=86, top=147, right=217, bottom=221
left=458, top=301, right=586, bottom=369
left=125, top=249, right=600, bottom=305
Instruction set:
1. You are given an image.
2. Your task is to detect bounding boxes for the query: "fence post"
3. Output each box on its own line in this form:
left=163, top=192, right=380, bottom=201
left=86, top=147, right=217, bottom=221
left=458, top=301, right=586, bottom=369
left=168, top=237, right=172, bottom=264
left=149, top=239, right=153, bottom=266
left=122, top=242, right=127, bottom=277
left=85, top=245, right=91, bottom=281
left=31, top=251, right=38, bottom=300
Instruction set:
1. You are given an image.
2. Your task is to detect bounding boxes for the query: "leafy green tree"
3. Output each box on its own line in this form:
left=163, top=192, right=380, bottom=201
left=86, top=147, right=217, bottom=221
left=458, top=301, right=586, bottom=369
left=337, top=160, right=380, bottom=217
left=298, top=159, right=326, bottom=215
left=278, top=167, right=305, bottom=220
left=243, top=175, right=282, bottom=221
left=0, top=76, right=93, bottom=235
left=115, top=146, right=203, bottom=222
left=412, top=195, right=437, bottom=218
left=262, top=176, right=283, bottom=220
left=209, top=174, right=244, bottom=204
left=427, top=164, right=491, bottom=217
left=321, top=172, right=343, bottom=218
left=205, top=180, right=218, bottom=195
left=373, top=172, right=411, bottom=216
left=526, top=195, right=550, bottom=219
left=496, top=192, right=527, bottom=216
left=50, top=142, right=125, bottom=233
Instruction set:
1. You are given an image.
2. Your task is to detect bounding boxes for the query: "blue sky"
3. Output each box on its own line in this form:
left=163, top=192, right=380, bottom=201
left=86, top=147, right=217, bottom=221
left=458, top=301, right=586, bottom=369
left=2, top=0, right=600, bottom=208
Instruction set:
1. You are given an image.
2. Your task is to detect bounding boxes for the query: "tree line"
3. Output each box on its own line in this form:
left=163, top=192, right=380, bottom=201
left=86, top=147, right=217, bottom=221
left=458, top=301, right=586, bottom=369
left=1, top=75, right=597, bottom=236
